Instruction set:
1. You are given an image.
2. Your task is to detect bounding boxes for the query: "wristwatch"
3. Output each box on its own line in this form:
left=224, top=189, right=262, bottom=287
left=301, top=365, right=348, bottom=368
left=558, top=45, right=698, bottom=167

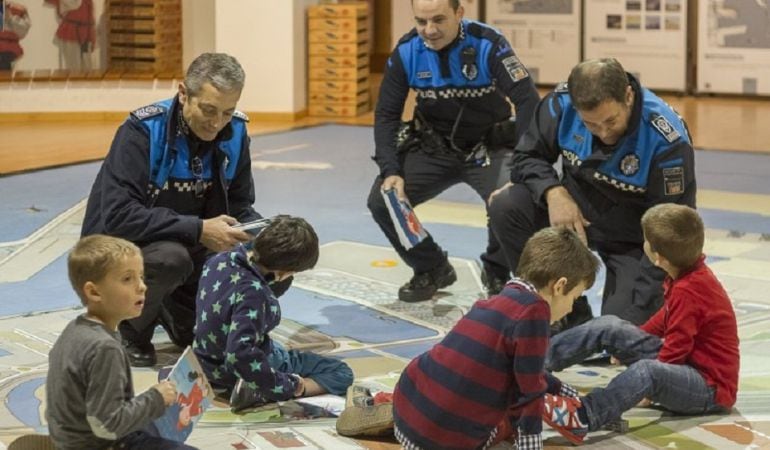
left=292, top=374, right=305, bottom=398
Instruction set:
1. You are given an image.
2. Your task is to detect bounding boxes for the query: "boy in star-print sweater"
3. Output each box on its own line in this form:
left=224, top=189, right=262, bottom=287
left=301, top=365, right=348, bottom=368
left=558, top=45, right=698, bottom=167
left=192, top=215, right=353, bottom=411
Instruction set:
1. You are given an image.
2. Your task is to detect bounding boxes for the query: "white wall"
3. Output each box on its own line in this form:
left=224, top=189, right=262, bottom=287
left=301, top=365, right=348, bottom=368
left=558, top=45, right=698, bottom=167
left=214, top=0, right=315, bottom=113
left=1, top=0, right=314, bottom=114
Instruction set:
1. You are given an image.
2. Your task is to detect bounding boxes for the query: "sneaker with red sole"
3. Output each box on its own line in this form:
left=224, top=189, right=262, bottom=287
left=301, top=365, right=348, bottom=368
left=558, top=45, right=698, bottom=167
left=542, top=393, right=589, bottom=445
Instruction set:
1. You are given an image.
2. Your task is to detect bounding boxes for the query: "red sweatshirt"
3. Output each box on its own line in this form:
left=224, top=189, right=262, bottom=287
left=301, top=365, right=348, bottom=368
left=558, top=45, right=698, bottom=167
left=640, top=255, right=739, bottom=408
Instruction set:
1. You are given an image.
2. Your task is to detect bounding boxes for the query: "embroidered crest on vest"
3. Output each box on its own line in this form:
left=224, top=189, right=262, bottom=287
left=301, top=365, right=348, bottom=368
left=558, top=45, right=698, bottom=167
left=417, top=71, right=432, bottom=79
left=651, top=114, right=680, bottom=143
left=620, top=153, right=640, bottom=176
left=461, top=46, right=478, bottom=81
left=131, top=105, right=165, bottom=120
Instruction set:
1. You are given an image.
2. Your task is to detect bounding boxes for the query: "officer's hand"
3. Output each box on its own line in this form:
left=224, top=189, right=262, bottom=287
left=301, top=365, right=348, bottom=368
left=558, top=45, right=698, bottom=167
left=200, top=215, right=251, bottom=253
left=487, top=181, right=513, bottom=206
left=381, top=175, right=407, bottom=202
left=153, top=380, right=177, bottom=406
left=545, top=186, right=590, bottom=244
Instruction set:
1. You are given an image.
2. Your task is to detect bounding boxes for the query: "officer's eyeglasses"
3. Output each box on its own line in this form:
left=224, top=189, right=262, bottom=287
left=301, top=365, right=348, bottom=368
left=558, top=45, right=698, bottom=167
left=191, top=156, right=205, bottom=198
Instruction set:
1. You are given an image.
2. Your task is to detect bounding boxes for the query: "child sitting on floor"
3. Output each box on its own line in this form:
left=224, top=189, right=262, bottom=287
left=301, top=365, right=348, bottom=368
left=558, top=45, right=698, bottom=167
left=47, top=235, right=194, bottom=449
left=542, top=204, right=739, bottom=445
left=337, top=227, right=600, bottom=450
left=192, top=215, right=353, bottom=411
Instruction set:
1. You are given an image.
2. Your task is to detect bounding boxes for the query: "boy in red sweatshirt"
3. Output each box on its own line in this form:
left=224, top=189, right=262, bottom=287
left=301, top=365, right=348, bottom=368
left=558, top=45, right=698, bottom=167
left=542, top=203, right=739, bottom=445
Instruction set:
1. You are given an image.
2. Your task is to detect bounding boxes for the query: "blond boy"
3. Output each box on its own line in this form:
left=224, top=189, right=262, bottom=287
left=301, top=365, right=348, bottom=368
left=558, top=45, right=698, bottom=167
left=46, top=235, right=197, bottom=450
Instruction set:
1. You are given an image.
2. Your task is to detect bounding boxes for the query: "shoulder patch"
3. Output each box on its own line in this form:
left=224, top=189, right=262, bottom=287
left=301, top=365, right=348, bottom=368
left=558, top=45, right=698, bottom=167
left=650, top=114, right=680, bottom=143
left=554, top=82, right=569, bottom=93
left=130, top=104, right=165, bottom=120
left=232, top=110, right=249, bottom=122
left=501, top=55, right=529, bottom=83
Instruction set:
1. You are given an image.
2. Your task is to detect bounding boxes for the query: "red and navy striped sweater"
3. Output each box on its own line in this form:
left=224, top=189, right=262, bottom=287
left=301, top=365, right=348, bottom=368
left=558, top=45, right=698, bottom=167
left=393, top=280, right=551, bottom=449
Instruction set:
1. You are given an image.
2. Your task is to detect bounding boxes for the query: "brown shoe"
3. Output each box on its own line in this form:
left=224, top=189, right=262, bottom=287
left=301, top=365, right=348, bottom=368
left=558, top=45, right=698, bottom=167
left=336, top=402, right=394, bottom=437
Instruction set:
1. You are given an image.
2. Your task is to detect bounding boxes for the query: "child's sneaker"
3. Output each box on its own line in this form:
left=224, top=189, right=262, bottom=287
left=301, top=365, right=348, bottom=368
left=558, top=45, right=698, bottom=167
left=542, top=393, right=589, bottom=445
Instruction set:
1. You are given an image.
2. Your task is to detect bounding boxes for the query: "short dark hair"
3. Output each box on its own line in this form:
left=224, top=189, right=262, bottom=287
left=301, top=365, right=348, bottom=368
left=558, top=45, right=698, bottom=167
left=641, top=204, right=704, bottom=270
left=251, top=215, right=319, bottom=273
left=412, top=0, right=460, bottom=11
left=68, top=235, right=141, bottom=305
left=516, top=227, right=599, bottom=291
left=567, top=58, right=629, bottom=111
left=184, top=53, right=245, bottom=97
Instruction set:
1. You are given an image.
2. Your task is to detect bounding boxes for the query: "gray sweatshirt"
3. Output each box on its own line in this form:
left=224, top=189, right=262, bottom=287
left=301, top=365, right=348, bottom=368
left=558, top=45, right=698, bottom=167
left=46, top=315, right=165, bottom=449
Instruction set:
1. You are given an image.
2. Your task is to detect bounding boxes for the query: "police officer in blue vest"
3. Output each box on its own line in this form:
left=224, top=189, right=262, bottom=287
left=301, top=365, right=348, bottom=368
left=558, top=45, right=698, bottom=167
left=489, top=58, right=696, bottom=330
left=367, top=0, right=539, bottom=303
left=82, top=53, right=262, bottom=366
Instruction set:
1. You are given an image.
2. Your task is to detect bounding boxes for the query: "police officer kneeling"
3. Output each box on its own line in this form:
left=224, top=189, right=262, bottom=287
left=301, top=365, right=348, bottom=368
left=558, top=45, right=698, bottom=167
left=367, top=0, right=539, bottom=303
left=488, top=58, right=696, bottom=330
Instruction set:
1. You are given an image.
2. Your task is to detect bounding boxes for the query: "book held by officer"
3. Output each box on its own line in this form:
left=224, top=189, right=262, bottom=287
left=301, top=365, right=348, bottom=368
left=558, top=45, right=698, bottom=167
left=381, top=189, right=428, bottom=250
left=153, top=347, right=214, bottom=442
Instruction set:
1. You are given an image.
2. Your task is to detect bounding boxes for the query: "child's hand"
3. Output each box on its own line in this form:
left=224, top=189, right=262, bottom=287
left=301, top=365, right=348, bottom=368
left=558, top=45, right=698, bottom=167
left=153, top=380, right=177, bottom=406
left=637, top=397, right=652, bottom=407
left=610, top=356, right=621, bottom=365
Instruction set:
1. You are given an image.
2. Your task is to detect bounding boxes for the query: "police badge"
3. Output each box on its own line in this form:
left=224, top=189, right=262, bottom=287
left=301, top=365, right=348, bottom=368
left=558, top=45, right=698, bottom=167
left=461, top=46, right=477, bottom=81
left=620, top=153, right=640, bottom=176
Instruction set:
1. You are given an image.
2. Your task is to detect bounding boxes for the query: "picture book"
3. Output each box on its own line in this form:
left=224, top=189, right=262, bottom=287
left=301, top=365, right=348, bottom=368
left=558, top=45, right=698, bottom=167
left=381, top=189, right=428, bottom=250
left=153, top=346, right=214, bottom=442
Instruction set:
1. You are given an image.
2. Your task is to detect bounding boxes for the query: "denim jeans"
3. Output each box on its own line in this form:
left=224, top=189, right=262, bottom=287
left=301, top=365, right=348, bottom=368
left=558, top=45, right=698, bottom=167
left=115, top=423, right=199, bottom=449
left=547, top=315, right=724, bottom=431
left=268, top=341, right=354, bottom=396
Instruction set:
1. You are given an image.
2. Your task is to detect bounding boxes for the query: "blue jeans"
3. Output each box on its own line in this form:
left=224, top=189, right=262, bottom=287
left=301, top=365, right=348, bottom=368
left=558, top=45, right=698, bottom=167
left=268, top=342, right=354, bottom=396
left=547, top=315, right=725, bottom=431
left=115, top=423, right=198, bottom=449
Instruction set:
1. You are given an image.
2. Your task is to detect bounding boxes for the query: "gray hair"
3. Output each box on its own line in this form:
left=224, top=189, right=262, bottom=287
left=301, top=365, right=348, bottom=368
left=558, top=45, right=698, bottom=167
left=567, top=58, right=629, bottom=111
left=184, top=53, right=245, bottom=97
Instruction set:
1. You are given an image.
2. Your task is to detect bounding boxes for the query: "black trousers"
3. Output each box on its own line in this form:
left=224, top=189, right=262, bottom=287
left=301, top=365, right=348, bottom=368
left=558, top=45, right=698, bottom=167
left=120, top=241, right=206, bottom=347
left=488, top=183, right=665, bottom=325
left=367, top=146, right=514, bottom=279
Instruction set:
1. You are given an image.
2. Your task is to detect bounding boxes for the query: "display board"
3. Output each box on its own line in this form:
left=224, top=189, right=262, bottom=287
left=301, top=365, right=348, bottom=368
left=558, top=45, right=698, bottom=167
left=583, top=0, right=688, bottom=91
left=485, top=0, right=581, bottom=84
left=696, top=0, right=770, bottom=95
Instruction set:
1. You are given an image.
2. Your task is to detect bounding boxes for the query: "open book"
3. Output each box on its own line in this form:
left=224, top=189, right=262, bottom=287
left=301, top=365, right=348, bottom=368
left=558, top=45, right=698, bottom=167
left=381, top=189, right=428, bottom=250
left=153, top=347, right=214, bottom=442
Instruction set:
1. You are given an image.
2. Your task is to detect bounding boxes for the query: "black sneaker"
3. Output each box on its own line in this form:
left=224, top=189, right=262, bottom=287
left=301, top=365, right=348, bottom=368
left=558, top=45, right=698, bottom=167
left=398, top=261, right=457, bottom=303
left=229, top=379, right=266, bottom=413
left=480, top=268, right=508, bottom=296
left=123, top=340, right=157, bottom=367
left=550, top=296, right=594, bottom=336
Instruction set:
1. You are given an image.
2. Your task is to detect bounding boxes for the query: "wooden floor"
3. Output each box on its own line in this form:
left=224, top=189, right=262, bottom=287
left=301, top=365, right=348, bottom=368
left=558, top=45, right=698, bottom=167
left=2, top=82, right=770, bottom=175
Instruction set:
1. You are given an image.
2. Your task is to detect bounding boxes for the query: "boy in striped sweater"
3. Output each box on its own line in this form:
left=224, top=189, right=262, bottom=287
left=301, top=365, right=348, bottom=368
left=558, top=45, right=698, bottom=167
left=338, top=227, right=599, bottom=450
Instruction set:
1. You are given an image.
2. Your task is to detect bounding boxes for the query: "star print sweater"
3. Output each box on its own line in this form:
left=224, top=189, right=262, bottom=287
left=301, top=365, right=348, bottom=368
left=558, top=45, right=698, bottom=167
left=192, top=245, right=299, bottom=401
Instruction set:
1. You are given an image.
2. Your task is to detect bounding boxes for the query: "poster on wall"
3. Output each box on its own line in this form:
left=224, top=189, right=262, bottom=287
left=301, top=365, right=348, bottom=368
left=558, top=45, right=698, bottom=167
left=391, top=0, right=479, bottom=49
left=584, top=0, right=688, bottom=92
left=696, top=0, right=770, bottom=95
left=485, top=0, right=581, bottom=85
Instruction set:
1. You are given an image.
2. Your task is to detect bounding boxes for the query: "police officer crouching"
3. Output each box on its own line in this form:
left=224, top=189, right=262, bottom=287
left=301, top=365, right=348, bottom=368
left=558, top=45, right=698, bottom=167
left=488, top=58, right=696, bottom=332
left=366, top=0, right=540, bottom=302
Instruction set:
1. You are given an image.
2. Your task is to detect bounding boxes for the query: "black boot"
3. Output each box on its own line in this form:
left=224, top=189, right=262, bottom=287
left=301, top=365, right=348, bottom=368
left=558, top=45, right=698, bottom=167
left=550, top=296, right=594, bottom=336
left=398, top=260, right=457, bottom=302
left=119, top=322, right=157, bottom=367
left=480, top=268, right=508, bottom=297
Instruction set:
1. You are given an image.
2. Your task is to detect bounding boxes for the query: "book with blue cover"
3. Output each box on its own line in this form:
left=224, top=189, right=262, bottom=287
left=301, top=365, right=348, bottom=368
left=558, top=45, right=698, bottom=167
left=381, top=189, right=428, bottom=250
left=153, top=347, right=214, bottom=442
